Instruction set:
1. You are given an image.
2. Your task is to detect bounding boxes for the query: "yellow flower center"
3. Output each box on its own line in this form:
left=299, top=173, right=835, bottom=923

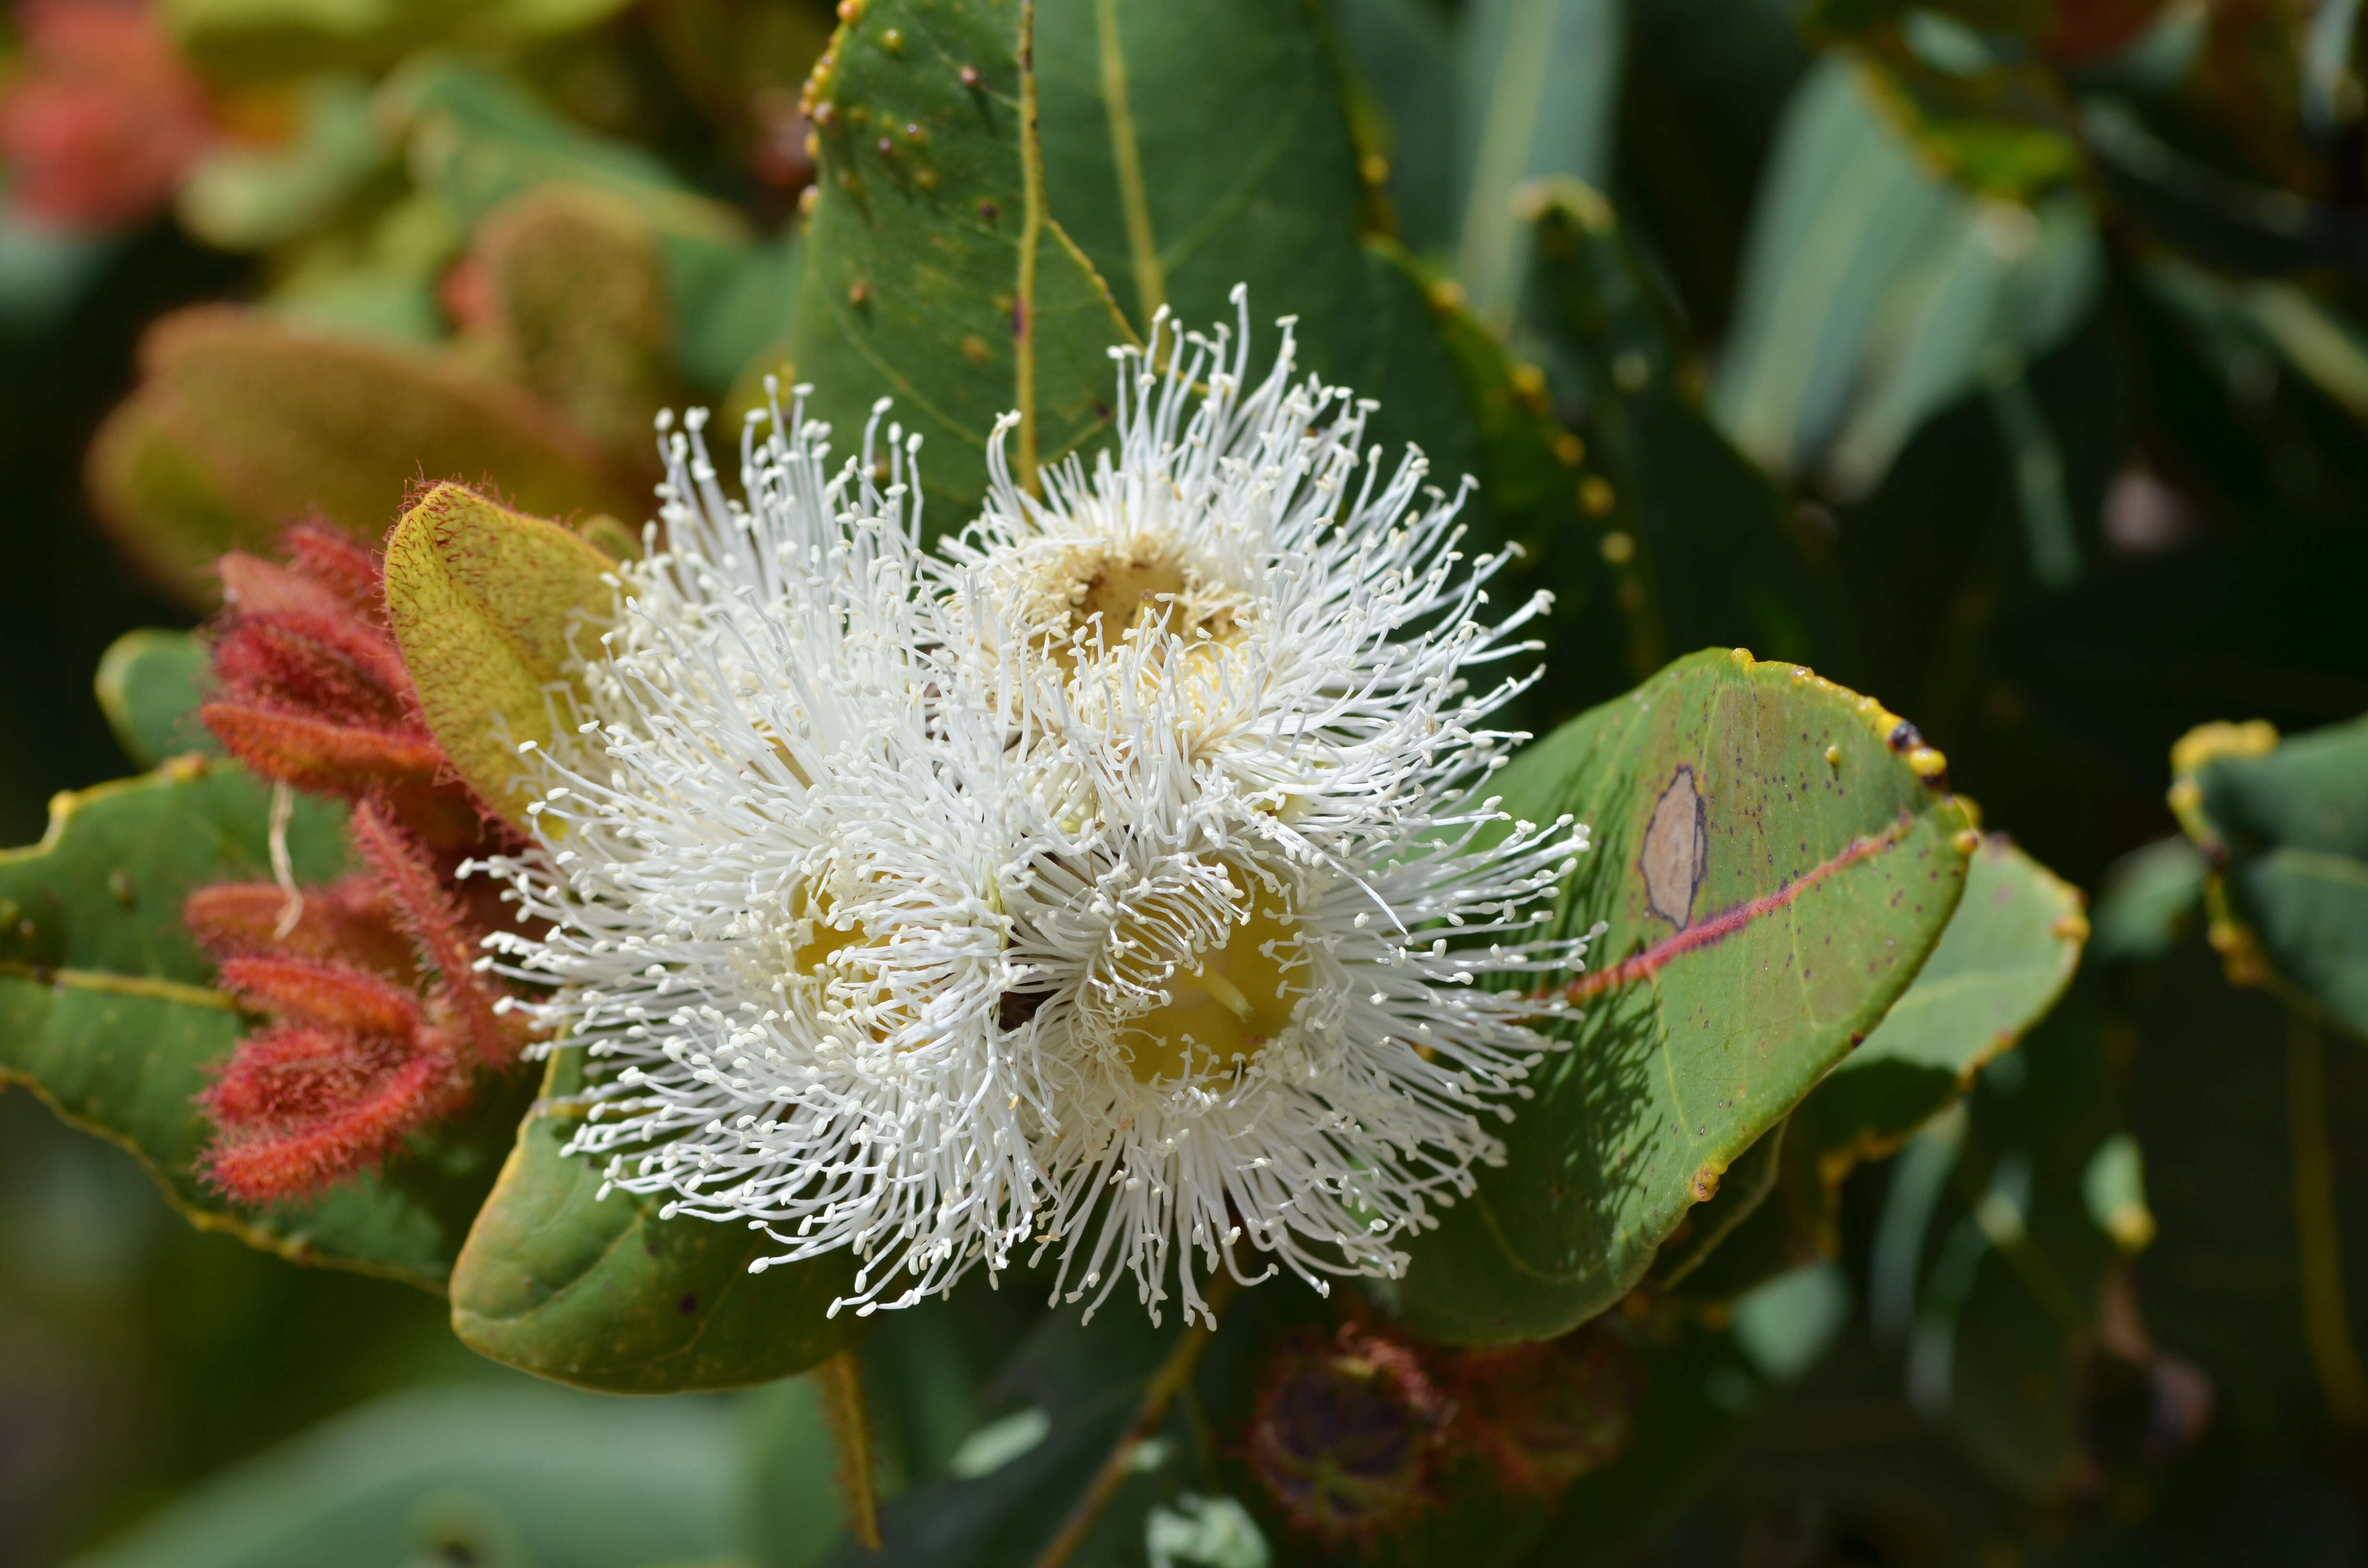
left=1118, top=900, right=1304, bottom=1083
left=1042, top=539, right=1244, bottom=674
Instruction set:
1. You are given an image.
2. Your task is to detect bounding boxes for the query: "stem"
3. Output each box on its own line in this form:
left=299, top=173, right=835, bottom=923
left=815, top=1350, right=883, bottom=1552
left=1030, top=1274, right=1239, bottom=1568
left=1094, top=0, right=1163, bottom=326
left=2289, top=1009, right=2368, bottom=1428
left=1014, top=0, right=1045, bottom=495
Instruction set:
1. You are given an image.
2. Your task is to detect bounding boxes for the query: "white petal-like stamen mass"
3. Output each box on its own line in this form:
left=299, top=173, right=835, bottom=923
left=947, top=296, right=1593, bottom=1325
left=480, top=398, right=1061, bottom=1314
left=480, top=293, right=1597, bottom=1327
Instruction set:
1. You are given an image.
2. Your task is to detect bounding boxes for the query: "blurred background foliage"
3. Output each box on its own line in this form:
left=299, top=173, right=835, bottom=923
left=2, top=0, right=2368, bottom=1564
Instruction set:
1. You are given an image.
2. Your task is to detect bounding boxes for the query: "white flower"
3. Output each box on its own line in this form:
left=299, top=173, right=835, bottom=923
left=479, top=294, right=1598, bottom=1331
left=945, top=296, right=1597, bottom=1327
left=481, top=396, right=1058, bottom=1315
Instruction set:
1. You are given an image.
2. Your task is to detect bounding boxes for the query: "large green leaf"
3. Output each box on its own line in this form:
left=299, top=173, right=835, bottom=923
left=1787, top=833, right=2086, bottom=1219
left=1392, top=649, right=1977, bottom=1343
left=785, top=0, right=1135, bottom=515
left=161, top=0, right=637, bottom=85
left=448, top=1047, right=868, bottom=1393
left=2172, top=713, right=2368, bottom=1040
left=63, top=1384, right=737, bottom=1568
left=1669, top=834, right=2087, bottom=1306
left=1521, top=181, right=1855, bottom=715
left=1451, top=0, right=1624, bottom=329
left=0, top=758, right=526, bottom=1289
left=1331, top=0, right=1458, bottom=254
left=1707, top=58, right=2100, bottom=500
left=789, top=0, right=1480, bottom=520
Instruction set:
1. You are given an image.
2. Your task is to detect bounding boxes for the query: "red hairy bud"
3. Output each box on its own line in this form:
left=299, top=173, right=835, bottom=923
left=186, top=524, right=539, bottom=1205
left=1443, top=1324, right=1644, bottom=1496
left=198, top=1024, right=462, bottom=1203
left=185, top=876, right=418, bottom=979
left=0, top=0, right=212, bottom=232
left=1246, top=1325, right=1447, bottom=1550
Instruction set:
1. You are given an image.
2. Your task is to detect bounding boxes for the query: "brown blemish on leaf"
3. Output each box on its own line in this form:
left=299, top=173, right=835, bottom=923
left=1640, top=766, right=1708, bottom=930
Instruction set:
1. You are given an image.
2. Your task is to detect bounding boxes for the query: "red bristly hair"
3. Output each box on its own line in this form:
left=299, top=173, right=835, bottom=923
left=186, top=523, right=535, bottom=1205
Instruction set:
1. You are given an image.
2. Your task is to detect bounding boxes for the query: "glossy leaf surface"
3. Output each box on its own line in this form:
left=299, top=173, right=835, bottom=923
left=0, top=758, right=523, bottom=1288
left=1394, top=649, right=1977, bottom=1343
left=2173, top=714, right=2368, bottom=1038
left=448, top=1048, right=867, bottom=1392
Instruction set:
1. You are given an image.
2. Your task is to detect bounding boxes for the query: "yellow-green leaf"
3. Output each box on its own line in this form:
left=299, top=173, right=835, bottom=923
left=382, top=482, right=619, bottom=831
left=449, top=1049, right=867, bottom=1393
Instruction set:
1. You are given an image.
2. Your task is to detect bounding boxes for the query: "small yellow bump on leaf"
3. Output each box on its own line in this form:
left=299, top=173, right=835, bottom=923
left=2170, top=718, right=2278, bottom=777
left=382, top=482, right=621, bottom=833
left=1824, top=744, right=1843, bottom=768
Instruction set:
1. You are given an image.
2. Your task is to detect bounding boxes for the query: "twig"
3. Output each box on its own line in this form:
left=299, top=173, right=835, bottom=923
left=816, top=1350, right=883, bottom=1551
left=1029, top=1273, right=1240, bottom=1568
left=2288, top=1010, right=2368, bottom=1428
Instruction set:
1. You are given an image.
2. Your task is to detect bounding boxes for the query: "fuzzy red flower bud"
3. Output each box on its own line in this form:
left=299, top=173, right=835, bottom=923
left=184, top=876, right=418, bottom=980
left=1444, top=1324, right=1644, bottom=1496
left=187, top=525, right=538, bottom=1206
left=1246, top=1324, right=1448, bottom=1551
left=0, top=0, right=212, bottom=232
left=198, top=1024, right=461, bottom=1204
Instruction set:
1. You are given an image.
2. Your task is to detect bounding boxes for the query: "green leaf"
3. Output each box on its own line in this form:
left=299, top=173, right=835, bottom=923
left=175, top=75, right=391, bottom=253
left=785, top=0, right=1139, bottom=516
left=85, top=393, right=268, bottom=608
left=448, top=1048, right=869, bottom=1393
left=377, top=56, right=758, bottom=391
left=95, top=629, right=218, bottom=772
left=91, top=308, right=641, bottom=607
left=1520, top=181, right=1854, bottom=709
left=789, top=0, right=1482, bottom=523
left=1647, top=1120, right=1784, bottom=1292
left=1034, top=0, right=1367, bottom=374
left=1667, top=841, right=2084, bottom=1305
left=1451, top=0, right=1624, bottom=329
left=0, top=759, right=526, bottom=1289
left=1786, top=833, right=2086, bottom=1223
left=1392, top=649, right=1978, bottom=1344
left=382, top=481, right=621, bottom=832
left=1707, top=58, right=2099, bottom=499
left=2089, top=835, right=2209, bottom=965
left=62, top=1384, right=738, bottom=1568
left=1331, top=0, right=1458, bottom=254
left=2172, top=713, right=2368, bottom=1039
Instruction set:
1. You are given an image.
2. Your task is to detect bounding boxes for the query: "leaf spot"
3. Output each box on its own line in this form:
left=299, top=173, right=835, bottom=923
left=1640, top=767, right=1708, bottom=931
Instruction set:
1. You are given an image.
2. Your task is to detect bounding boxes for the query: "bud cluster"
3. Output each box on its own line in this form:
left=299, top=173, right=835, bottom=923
left=185, top=523, right=534, bottom=1203
left=1244, top=1318, right=1643, bottom=1550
